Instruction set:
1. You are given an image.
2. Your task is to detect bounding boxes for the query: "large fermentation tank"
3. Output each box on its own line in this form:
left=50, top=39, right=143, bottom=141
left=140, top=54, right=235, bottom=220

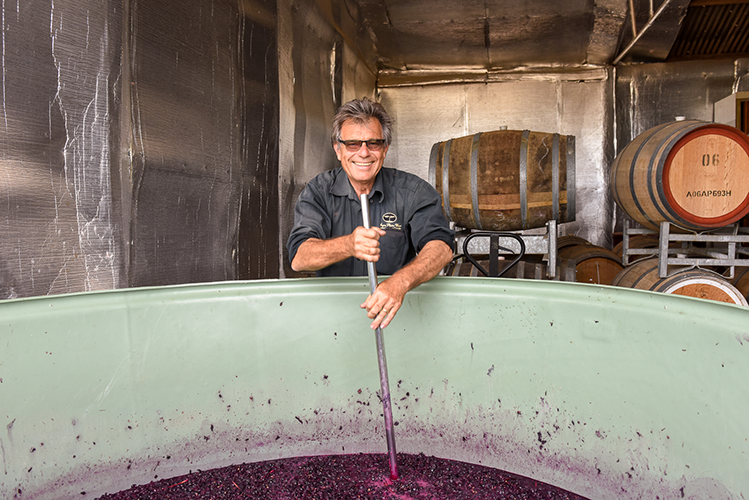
left=2, top=278, right=749, bottom=499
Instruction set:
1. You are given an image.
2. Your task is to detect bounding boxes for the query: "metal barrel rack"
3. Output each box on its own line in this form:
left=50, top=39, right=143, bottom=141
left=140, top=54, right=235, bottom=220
left=621, top=218, right=749, bottom=279
left=450, top=219, right=561, bottom=279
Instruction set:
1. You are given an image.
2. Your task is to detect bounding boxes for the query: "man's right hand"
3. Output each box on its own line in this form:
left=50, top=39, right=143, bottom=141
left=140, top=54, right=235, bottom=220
left=290, top=226, right=386, bottom=272
left=349, top=226, right=386, bottom=262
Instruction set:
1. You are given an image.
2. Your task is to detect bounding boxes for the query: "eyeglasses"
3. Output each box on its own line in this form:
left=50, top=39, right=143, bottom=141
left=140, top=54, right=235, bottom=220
left=338, top=139, right=386, bottom=152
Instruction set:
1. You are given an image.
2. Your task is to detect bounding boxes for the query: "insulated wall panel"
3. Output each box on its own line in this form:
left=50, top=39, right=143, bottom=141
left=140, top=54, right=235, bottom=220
left=127, top=0, right=241, bottom=287
left=1, top=0, right=281, bottom=299
left=0, top=0, right=122, bottom=299
left=277, top=0, right=377, bottom=277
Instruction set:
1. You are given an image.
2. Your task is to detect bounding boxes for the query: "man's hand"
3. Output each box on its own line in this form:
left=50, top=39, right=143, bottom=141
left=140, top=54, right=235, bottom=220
left=350, top=226, right=386, bottom=262
left=290, top=226, right=385, bottom=272
left=361, top=240, right=453, bottom=330
left=361, top=274, right=408, bottom=330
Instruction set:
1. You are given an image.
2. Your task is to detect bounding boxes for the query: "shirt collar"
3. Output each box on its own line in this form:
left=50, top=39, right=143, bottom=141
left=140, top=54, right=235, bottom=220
left=330, top=167, right=385, bottom=203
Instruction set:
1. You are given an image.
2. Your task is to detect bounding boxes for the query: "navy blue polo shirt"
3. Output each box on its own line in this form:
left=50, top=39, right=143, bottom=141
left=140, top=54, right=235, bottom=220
left=287, top=167, right=454, bottom=277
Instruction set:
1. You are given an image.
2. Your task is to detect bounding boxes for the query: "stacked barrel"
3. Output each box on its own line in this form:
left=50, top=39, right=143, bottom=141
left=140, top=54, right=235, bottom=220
left=429, top=129, right=575, bottom=232
left=608, top=120, right=749, bottom=306
left=432, top=128, right=624, bottom=285
left=434, top=122, right=749, bottom=305
left=610, top=120, right=749, bottom=231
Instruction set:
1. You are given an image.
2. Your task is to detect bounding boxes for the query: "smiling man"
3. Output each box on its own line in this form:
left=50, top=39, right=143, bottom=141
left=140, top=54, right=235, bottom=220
left=287, top=98, right=454, bottom=330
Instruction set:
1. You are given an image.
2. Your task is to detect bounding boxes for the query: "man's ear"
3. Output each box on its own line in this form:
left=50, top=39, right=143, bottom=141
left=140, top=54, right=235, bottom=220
left=333, top=142, right=342, bottom=162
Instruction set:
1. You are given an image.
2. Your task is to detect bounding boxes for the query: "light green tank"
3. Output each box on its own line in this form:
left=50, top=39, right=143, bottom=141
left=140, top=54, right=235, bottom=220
left=1, top=277, right=747, bottom=499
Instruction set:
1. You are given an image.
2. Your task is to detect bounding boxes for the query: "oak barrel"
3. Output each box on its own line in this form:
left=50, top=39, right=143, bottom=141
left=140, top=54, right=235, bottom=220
left=610, top=120, right=749, bottom=231
left=429, top=130, right=576, bottom=231
left=731, top=266, right=749, bottom=300
left=558, top=244, right=623, bottom=285
left=557, top=235, right=592, bottom=251
left=450, top=258, right=576, bottom=281
left=612, top=258, right=748, bottom=306
left=611, top=234, right=662, bottom=264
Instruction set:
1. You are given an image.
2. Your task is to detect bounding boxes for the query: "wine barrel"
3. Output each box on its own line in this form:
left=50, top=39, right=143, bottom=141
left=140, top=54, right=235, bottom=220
left=610, top=120, right=749, bottom=231
left=557, top=235, right=592, bottom=251
left=429, top=130, right=576, bottom=231
left=558, top=244, right=624, bottom=285
left=612, top=258, right=748, bottom=306
left=450, top=258, right=576, bottom=281
left=731, top=266, right=749, bottom=300
left=611, top=234, right=661, bottom=263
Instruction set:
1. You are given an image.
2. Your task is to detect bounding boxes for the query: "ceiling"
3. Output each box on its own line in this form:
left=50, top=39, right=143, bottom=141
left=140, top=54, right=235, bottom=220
left=667, top=0, right=749, bottom=60
left=348, top=0, right=749, bottom=77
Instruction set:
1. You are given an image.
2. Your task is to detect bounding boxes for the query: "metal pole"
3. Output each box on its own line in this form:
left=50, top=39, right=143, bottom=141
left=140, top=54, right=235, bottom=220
left=360, top=193, right=399, bottom=480
left=613, top=0, right=673, bottom=65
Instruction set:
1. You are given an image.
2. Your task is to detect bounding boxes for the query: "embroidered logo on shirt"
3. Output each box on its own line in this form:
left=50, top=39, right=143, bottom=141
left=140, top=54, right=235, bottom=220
left=380, top=212, right=402, bottom=230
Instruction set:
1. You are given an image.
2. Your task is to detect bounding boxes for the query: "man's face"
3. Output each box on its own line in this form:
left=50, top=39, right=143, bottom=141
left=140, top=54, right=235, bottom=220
left=334, top=117, right=389, bottom=195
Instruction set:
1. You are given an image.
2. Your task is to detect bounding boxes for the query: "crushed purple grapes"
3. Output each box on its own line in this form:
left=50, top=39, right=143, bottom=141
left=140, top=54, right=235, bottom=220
left=97, top=453, right=589, bottom=500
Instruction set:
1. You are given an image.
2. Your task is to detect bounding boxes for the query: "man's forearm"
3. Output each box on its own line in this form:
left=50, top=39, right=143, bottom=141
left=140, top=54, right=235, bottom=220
left=385, top=240, right=454, bottom=293
left=291, top=227, right=386, bottom=272
left=291, top=237, right=351, bottom=272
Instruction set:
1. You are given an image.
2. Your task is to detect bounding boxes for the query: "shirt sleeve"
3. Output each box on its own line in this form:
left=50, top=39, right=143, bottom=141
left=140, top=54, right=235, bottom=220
left=286, top=180, right=332, bottom=264
left=408, top=182, right=455, bottom=253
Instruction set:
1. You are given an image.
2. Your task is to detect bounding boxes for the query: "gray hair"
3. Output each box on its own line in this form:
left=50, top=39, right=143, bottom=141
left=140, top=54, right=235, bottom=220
left=331, top=97, right=393, bottom=148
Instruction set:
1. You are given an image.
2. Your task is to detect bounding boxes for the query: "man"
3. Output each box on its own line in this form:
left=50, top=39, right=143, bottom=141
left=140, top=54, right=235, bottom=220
left=287, top=98, right=454, bottom=330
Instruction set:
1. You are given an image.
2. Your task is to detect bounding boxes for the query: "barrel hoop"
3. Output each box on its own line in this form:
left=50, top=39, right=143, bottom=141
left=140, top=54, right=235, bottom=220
left=442, top=139, right=453, bottom=220
left=656, top=273, right=747, bottom=305
left=627, top=125, right=666, bottom=228
left=428, top=142, right=439, bottom=188
left=520, top=130, right=530, bottom=229
left=470, top=132, right=483, bottom=230
left=734, top=266, right=749, bottom=284
left=629, top=260, right=660, bottom=290
left=567, top=136, right=576, bottom=218
left=565, top=249, right=621, bottom=265
left=552, top=133, right=560, bottom=221
left=656, top=270, right=718, bottom=293
left=653, top=122, right=705, bottom=228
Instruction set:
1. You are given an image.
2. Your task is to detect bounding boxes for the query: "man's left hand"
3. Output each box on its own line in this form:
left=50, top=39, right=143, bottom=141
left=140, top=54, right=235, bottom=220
left=361, top=275, right=408, bottom=330
left=360, top=240, right=454, bottom=330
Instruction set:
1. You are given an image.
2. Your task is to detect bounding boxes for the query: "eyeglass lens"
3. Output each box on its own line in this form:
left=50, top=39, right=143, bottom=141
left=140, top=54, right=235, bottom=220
left=340, top=139, right=385, bottom=152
